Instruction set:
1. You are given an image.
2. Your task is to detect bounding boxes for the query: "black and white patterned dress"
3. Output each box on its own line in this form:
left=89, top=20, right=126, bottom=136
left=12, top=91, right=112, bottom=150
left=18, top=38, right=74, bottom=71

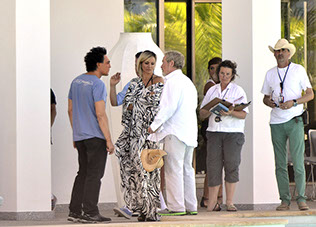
left=115, top=77, right=163, bottom=221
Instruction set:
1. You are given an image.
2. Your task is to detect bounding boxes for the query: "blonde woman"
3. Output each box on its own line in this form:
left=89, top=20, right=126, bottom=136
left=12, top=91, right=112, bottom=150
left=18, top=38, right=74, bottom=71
left=115, top=50, right=164, bottom=221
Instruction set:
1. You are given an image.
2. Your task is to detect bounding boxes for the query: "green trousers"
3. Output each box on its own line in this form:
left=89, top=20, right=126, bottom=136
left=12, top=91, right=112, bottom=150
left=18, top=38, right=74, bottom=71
left=270, top=117, right=306, bottom=204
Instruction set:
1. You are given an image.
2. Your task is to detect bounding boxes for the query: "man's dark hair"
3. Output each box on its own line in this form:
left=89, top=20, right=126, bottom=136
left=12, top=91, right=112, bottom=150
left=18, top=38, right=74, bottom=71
left=135, top=51, right=143, bottom=59
left=207, top=57, right=222, bottom=69
left=84, top=47, right=107, bottom=72
left=216, top=60, right=238, bottom=81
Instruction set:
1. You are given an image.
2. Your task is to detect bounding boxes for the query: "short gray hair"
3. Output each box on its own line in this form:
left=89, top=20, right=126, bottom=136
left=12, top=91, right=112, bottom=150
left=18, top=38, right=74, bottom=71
left=165, top=51, right=185, bottom=69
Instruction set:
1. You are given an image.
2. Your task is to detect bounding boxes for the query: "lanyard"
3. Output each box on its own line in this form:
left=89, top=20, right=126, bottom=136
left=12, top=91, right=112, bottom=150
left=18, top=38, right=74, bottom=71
left=221, top=88, right=229, bottom=100
left=277, top=62, right=291, bottom=94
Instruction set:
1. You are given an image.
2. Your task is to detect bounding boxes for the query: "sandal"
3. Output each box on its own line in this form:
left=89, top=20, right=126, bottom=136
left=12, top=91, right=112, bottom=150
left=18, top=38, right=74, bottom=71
left=213, top=202, right=221, bottom=211
left=227, top=204, right=237, bottom=212
left=200, top=197, right=208, bottom=208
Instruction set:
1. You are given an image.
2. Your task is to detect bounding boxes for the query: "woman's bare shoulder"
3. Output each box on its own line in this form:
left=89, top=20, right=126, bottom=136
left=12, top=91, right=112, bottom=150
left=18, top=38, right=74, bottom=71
left=152, top=75, right=164, bottom=84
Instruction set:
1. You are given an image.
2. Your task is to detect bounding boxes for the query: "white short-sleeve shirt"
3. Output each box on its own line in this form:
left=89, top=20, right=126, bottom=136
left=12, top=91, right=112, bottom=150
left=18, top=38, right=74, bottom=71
left=200, top=82, right=249, bottom=133
left=261, top=62, right=312, bottom=124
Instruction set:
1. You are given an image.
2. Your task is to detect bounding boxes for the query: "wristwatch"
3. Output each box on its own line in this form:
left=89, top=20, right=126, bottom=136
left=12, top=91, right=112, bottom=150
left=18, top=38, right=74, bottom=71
left=293, top=99, right=298, bottom=107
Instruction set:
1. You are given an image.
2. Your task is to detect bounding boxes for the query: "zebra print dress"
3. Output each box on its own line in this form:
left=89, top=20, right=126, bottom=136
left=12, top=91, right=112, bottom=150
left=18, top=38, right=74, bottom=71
left=115, top=77, right=163, bottom=221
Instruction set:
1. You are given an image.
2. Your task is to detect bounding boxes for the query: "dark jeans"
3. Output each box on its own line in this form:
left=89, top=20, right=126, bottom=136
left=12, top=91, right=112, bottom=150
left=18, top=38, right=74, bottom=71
left=69, top=137, right=108, bottom=215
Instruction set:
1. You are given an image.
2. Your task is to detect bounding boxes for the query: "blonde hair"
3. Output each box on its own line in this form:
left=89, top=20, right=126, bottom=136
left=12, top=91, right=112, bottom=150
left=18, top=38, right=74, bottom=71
left=136, top=50, right=157, bottom=78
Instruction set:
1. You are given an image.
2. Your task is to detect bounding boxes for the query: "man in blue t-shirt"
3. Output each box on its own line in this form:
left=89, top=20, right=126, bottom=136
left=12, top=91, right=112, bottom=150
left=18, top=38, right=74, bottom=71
left=67, top=47, right=115, bottom=224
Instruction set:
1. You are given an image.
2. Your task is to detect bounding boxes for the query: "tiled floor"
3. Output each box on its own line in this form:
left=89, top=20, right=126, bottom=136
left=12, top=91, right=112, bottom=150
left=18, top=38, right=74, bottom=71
left=1, top=201, right=316, bottom=227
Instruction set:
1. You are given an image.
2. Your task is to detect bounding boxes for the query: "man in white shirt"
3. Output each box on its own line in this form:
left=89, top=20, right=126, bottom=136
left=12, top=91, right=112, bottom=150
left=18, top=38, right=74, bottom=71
left=148, top=50, right=198, bottom=216
left=261, top=39, right=314, bottom=211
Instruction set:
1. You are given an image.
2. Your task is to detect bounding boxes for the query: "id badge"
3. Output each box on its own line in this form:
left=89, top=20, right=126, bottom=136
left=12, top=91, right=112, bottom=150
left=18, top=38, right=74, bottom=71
left=278, top=93, right=284, bottom=103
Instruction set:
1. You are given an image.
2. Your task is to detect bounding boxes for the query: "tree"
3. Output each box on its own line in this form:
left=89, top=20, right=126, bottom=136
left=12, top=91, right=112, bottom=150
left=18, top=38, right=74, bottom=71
left=124, top=1, right=222, bottom=101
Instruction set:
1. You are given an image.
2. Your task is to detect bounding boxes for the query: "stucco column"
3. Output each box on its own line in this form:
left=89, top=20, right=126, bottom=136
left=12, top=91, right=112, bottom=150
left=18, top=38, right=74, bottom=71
left=222, top=0, right=280, bottom=209
left=0, top=0, right=52, bottom=220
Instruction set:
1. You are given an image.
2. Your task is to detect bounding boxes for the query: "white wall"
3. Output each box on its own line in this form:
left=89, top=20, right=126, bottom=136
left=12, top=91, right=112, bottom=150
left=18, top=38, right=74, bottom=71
left=50, top=0, right=124, bottom=205
left=0, top=0, right=17, bottom=211
left=16, top=0, right=51, bottom=211
left=222, top=0, right=280, bottom=205
left=252, top=0, right=281, bottom=203
left=0, top=0, right=51, bottom=212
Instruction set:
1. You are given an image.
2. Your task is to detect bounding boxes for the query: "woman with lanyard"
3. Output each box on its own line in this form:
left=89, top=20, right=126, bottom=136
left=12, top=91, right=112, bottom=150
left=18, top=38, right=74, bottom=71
left=199, top=60, right=249, bottom=212
left=115, top=50, right=164, bottom=221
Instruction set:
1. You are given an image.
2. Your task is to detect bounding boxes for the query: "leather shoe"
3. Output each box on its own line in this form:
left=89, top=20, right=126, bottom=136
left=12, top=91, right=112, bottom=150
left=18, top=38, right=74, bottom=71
left=298, top=201, right=309, bottom=211
left=276, top=202, right=290, bottom=211
left=80, top=213, right=111, bottom=223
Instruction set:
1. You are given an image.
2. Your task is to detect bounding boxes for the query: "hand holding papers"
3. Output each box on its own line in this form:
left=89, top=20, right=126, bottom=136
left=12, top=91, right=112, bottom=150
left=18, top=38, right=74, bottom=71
left=201, top=97, right=251, bottom=123
left=211, top=103, right=229, bottom=116
left=201, top=97, right=251, bottom=114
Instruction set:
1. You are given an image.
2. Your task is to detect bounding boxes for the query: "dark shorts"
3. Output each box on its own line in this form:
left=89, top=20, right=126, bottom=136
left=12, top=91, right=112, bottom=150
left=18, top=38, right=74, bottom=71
left=206, top=132, right=245, bottom=187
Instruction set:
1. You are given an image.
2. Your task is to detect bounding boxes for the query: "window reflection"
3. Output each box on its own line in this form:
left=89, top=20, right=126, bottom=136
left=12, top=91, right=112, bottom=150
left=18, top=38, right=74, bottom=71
left=124, top=0, right=157, bottom=43
left=281, top=0, right=316, bottom=125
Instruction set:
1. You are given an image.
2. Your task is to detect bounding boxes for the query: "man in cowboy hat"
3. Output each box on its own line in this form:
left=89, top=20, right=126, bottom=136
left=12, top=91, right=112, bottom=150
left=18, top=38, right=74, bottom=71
left=261, top=38, right=314, bottom=211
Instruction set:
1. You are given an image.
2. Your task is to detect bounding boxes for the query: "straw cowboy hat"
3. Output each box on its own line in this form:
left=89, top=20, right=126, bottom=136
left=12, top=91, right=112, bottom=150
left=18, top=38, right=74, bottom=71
left=268, top=38, right=296, bottom=59
left=141, top=149, right=167, bottom=172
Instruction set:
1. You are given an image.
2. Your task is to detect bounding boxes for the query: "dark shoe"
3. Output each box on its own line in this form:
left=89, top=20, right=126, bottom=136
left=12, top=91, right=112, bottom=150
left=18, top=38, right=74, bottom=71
left=113, top=207, right=132, bottom=219
left=80, top=213, right=111, bottom=223
left=213, top=203, right=221, bottom=211
left=276, top=202, right=290, bottom=211
left=186, top=211, right=198, bottom=215
left=298, top=201, right=309, bottom=211
left=137, top=213, right=160, bottom=222
left=158, top=209, right=186, bottom=216
left=137, top=214, right=146, bottom=222
left=67, top=212, right=82, bottom=222
left=200, top=197, right=208, bottom=208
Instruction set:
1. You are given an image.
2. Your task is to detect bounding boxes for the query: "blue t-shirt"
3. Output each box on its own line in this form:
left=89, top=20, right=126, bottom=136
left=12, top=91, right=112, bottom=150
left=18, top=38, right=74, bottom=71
left=68, top=74, right=107, bottom=141
left=116, top=82, right=130, bottom=106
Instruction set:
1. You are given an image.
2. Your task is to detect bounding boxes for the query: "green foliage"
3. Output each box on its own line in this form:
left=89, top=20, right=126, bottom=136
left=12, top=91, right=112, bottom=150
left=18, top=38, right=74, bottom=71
left=164, top=2, right=187, bottom=74
left=281, top=1, right=316, bottom=90
left=124, top=2, right=157, bottom=43
left=194, top=3, right=222, bottom=103
left=288, top=7, right=305, bottom=67
left=124, top=1, right=222, bottom=103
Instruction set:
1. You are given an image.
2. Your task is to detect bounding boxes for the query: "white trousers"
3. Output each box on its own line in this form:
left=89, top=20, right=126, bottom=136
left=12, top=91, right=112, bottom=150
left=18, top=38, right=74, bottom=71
left=163, top=135, right=197, bottom=212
